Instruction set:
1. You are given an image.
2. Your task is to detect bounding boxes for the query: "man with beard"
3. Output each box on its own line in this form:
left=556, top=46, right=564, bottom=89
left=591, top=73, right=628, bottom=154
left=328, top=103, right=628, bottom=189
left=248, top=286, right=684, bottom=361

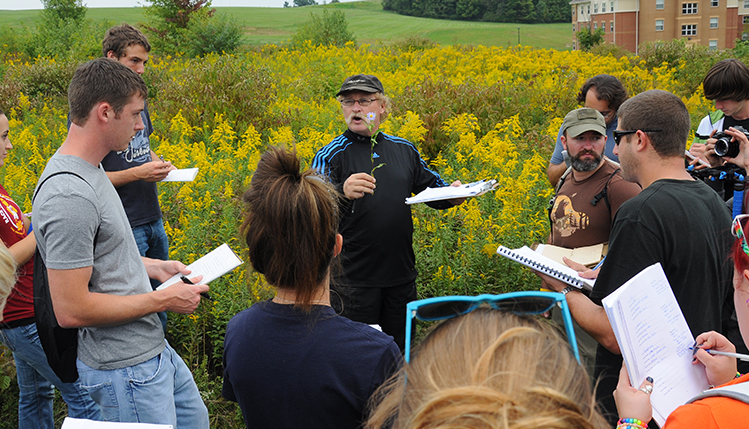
left=547, top=74, right=628, bottom=187
left=548, top=107, right=641, bottom=378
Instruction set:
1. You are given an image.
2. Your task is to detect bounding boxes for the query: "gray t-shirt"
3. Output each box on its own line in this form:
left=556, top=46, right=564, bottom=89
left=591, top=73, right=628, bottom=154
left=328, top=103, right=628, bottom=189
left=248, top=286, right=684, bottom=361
left=33, top=153, right=164, bottom=370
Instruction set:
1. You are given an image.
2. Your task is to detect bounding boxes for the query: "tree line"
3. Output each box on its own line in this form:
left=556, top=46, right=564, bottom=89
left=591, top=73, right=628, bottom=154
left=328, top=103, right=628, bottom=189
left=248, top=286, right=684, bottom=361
left=382, top=0, right=572, bottom=23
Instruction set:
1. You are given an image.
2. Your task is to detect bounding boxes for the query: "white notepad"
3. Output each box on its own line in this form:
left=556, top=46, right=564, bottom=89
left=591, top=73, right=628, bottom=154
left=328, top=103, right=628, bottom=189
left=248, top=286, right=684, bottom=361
left=602, top=263, right=710, bottom=426
left=405, top=179, right=496, bottom=204
left=62, top=417, right=172, bottom=428
left=161, top=168, right=199, bottom=182
left=157, top=243, right=242, bottom=290
left=496, top=245, right=595, bottom=292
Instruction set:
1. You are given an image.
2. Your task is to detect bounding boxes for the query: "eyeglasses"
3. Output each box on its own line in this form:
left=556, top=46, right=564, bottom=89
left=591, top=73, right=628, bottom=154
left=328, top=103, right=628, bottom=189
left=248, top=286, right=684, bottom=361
left=732, top=214, right=749, bottom=258
left=340, top=98, right=377, bottom=107
left=600, top=110, right=614, bottom=120
left=612, top=129, right=663, bottom=145
left=404, top=292, right=580, bottom=364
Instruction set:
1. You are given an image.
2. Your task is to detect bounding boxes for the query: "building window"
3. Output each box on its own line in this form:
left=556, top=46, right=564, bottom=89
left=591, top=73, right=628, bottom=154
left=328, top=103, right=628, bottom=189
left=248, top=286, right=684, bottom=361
left=594, top=2, right=599, bottom=12
left=611, top=21, right=614, bottom=31
left=611, top=1, right=614, bottom=11
left=744, top=16, right=749, bottom=23
left=588, top=5, right=590, bottom=14
left=710, top=17, right=718, bottom=28
left=682, top=24, right=697, bottom=36
left=712, top=0, right=718, bottom=6
left=594, top=22, right=598, bottom=29
left=656, top=0, right=664, bottom=9
left=683, top=3, right=698, bottom=14
left=709, top=40, right=718, bottom=49
left=744, top=0, right=749, bottom=8
left=602, top=22, right=606, bottom=32
left=656, top=19, right=665, bottom=31
left=602, top=2, right=607, bottom=12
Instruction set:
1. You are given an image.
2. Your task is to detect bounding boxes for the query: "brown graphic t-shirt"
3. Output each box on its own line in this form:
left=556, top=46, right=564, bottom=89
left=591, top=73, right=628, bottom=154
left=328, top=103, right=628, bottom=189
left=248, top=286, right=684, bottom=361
left=550, top=160, right=641, bottom=249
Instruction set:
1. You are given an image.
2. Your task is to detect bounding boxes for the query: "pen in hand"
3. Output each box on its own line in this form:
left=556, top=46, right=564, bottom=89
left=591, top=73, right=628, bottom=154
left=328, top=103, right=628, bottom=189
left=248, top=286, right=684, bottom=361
left=689, top=346, right=749, bottom=362
left=180, top=276, right=213, bottom=302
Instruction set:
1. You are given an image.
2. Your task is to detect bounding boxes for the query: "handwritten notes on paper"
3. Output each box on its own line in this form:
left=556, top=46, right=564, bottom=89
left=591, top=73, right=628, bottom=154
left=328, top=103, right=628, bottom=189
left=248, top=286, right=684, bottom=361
left=602, top=263, right=709, bottom=426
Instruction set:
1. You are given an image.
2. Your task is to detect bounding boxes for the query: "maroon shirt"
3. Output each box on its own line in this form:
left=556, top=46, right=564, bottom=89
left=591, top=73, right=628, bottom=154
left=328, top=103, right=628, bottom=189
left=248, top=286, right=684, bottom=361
left=0, top=184, right=34, bottom=324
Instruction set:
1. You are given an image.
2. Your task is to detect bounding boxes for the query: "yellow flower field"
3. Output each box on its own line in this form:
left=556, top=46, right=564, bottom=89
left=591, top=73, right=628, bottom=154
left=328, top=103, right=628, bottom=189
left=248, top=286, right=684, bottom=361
left=0, top=43, right=716, bottom=425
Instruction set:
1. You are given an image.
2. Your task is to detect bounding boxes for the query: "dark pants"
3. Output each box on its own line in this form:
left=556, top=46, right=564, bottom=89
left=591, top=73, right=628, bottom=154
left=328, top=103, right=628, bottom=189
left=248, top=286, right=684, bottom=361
left=331, top=282, right=417, bottom=352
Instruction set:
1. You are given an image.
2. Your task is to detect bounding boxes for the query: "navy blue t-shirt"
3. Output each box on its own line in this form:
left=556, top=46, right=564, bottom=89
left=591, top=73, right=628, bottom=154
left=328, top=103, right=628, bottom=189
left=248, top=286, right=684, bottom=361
left=100, top=103, right=161, bottom=228
left=222, top=300, right=401, bottom=428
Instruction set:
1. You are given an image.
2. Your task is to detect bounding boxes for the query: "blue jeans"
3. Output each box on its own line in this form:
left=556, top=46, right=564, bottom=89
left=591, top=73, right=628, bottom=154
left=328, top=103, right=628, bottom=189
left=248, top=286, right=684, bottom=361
left=0, top=323, right=100, bottom=429
left=76, top=341, right=208, bottom=428
left=132, top=218, right=169, bottom=332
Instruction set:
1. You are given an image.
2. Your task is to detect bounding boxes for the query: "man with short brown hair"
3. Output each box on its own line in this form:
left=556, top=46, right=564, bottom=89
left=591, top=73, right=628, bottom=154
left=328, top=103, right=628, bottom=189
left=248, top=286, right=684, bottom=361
left=35, top=58, right=209, bottom=427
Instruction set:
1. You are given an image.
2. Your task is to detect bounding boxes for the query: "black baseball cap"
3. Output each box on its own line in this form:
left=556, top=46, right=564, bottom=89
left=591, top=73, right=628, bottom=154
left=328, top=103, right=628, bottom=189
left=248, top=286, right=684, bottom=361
left=336, top=74, right=385, bottom=96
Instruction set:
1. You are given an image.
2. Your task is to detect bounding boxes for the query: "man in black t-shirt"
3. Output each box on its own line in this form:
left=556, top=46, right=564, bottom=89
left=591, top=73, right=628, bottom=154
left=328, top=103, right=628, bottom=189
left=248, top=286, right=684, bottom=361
left=539, top=90, right=738, bottom=425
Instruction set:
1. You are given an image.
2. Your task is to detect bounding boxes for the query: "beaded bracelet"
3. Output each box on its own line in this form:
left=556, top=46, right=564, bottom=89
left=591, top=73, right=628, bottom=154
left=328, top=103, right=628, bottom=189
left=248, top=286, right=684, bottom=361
left=616, top=418, right=647, bottom=429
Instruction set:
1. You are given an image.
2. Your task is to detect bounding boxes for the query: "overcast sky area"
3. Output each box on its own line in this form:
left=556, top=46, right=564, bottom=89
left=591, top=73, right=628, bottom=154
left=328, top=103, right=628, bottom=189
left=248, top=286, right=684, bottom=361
left=0, top=0, right=324, bottom=9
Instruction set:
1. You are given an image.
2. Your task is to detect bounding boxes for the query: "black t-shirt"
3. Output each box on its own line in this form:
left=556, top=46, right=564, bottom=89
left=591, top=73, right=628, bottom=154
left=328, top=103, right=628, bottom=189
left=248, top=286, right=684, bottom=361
left=590, top=179, right=735, bottom=422
left=222, top=300, right=401, bottom=428
left=721, top=115, right=749, bottom=131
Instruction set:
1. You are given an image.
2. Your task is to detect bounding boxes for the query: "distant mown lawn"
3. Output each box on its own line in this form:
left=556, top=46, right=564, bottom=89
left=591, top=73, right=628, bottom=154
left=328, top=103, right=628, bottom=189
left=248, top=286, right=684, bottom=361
left=0, top=0, right=574, bottom=50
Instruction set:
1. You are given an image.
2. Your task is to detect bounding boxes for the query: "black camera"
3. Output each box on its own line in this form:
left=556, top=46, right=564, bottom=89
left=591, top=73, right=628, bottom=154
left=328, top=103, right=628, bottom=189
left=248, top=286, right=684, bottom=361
left=713, top=126, right=749, bottom=158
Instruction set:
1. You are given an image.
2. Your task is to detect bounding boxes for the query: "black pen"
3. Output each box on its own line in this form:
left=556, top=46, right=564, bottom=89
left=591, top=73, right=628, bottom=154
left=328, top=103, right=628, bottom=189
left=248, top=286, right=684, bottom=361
left=180, top=276, right=213, bottom=302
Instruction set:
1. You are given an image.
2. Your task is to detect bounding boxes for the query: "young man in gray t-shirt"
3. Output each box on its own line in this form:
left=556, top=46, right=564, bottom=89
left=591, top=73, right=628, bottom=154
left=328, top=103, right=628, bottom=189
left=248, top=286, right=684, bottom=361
left=33, top=58, right=210, bottom=428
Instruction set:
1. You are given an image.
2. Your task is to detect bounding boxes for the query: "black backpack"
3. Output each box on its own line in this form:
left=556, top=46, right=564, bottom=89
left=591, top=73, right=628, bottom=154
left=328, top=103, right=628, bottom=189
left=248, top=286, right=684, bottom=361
left=32, top=171, right=96, bottom=384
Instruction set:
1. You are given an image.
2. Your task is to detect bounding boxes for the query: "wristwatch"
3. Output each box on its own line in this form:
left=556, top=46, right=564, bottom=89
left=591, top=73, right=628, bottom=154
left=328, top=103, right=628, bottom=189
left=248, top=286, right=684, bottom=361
left=560, top=286, right=575, bottom=295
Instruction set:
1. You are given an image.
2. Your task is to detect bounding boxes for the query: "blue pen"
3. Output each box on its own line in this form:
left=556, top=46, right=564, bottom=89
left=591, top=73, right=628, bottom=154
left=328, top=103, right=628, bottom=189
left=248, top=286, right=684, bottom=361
left=592, top=256, right=606, bottom=271
left=689, top=346, right=749, bottom=362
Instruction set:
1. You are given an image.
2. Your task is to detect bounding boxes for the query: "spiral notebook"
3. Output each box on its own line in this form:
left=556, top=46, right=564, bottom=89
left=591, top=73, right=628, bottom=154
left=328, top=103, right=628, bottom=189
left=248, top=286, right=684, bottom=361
left=496, top=245, right=595, bottom=292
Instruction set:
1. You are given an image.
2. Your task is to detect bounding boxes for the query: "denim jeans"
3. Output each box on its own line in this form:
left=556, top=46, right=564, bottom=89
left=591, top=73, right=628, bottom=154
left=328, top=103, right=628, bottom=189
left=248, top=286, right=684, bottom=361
left=132, top=218, right=169, bottom=332
left=75, top=341, right=208, bottom=428
left=0, top=322, right=101, bottom=429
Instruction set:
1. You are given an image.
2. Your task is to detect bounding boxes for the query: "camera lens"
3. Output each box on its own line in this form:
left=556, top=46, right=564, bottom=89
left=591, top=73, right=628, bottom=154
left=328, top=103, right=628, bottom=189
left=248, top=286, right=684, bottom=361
left=714, top=136, right=740, bottom=158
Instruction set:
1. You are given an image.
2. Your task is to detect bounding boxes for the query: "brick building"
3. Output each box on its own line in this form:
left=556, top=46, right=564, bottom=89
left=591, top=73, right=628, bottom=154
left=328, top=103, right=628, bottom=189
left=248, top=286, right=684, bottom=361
left=571, top=0, right=749, bottom=52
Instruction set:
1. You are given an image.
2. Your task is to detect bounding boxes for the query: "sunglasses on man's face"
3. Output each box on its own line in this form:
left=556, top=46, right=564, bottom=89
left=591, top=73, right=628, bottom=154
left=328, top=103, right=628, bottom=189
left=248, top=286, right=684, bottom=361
left=404, top=292, right=580, bottom=363
left=612, top=129, right=663, bottom=145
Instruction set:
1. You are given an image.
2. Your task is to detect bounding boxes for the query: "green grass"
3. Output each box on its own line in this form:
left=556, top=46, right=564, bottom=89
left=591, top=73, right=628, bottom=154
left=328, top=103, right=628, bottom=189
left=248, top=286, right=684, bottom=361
left=0, top=1, right=574, bottom=50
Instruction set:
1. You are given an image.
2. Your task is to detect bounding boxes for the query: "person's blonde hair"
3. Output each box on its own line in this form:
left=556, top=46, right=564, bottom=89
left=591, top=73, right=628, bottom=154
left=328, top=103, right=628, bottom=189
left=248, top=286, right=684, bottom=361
left=0, top=244, right=17, bottom=321
left=365, top=308, right=608, bottom=429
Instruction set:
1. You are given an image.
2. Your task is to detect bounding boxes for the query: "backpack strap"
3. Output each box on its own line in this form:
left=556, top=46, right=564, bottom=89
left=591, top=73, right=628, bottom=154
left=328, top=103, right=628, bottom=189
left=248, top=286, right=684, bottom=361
left=32, top=170, right=99, bottom=384
left=548, top=166, right=574, bottom=225
left=590, top=164, right=621, bottom=214
left=33, top=171, right=88, bottom=203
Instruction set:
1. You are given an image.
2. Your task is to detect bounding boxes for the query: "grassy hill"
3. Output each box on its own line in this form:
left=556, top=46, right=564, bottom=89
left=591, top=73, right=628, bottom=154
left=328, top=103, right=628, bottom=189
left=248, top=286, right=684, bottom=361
left=0, top=1, right=573, bottom=50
